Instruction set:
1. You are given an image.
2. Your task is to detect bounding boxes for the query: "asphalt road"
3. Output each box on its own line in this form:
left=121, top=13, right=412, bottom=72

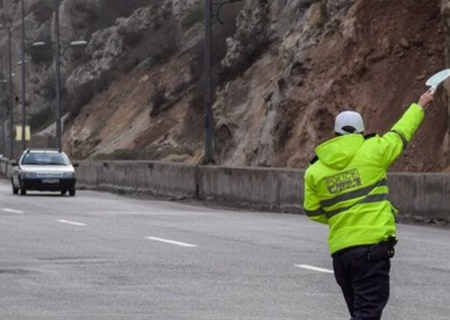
left=0, top=179, right=449, bottom=320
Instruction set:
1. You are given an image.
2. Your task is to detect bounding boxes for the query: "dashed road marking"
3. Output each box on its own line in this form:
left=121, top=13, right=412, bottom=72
left=56, top=219, right=86, bottom=227
left=296, top=264, right=334, bottom=274
left=2, top=208, right=24, bottom=213
left=146, top=237, right=197, bottom=248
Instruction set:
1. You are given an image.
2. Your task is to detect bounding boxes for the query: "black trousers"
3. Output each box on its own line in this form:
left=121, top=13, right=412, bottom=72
left=332, top=245, right=391, bottom=320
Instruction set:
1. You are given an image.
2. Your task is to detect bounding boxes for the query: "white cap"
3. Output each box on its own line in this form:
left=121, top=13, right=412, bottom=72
left=334, top=111, right=364, bottom=135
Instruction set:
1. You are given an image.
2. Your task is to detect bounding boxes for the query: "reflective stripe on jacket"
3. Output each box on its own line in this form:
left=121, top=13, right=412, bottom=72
left=303, top=103, right=424, bottom=254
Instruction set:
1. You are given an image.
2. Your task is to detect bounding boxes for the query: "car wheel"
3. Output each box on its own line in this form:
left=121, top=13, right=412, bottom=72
left=69, top=189, right=76, bottom=197
left=20, top=188, right=27, bottom=195
left=61, top=190, right=67, bottom=196
left=11, top=180, right=19, bottom=195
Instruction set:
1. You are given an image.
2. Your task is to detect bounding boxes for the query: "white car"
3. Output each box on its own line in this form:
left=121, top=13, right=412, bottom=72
left=11, top=149, right=78, bottom=196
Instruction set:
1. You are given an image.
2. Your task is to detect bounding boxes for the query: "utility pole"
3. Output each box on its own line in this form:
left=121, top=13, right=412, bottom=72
left=0, top=53, right=5, bottom=155
left=8, top=25, right=13, bottom=158
left=203, top=0, right=214, bottom=165
left=203, top=0, right=242, bottom=165
left=54, top=0, right=62, bottom=150
left=20, top=0, right=26, bottom=151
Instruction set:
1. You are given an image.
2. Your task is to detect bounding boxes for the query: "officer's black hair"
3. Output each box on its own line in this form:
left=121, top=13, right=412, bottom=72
left=341, top=125, right=357, bottom=133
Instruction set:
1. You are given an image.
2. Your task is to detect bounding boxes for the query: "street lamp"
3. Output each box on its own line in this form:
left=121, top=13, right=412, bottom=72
left=32, top=1, right=87, bottom=151
left=54, top=0, right=62, bottom=151
left=63, top=40, right=87, bottom=49
left=31, top=41, right=45, bottom=47
left=20, top=0, right=26, bottom=151
left=61, top=40, right=88, bottom=60
left=31, top=39, right=87, bottom=151
left=54, top=0, right=87, bottom=150
left=203, top=0, right=242, bottom=165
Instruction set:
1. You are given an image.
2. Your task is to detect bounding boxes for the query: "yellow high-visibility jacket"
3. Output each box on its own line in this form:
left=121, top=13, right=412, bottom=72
left=303, top=103, right=424, bottom=254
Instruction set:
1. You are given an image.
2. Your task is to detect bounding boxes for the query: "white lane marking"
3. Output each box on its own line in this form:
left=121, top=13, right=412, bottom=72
left=56, top=220, right=86, bottom=227
left=296, top=264, right=334, bottom=274
left=146, top=237, right=197, bottom=248
left=2, top=208, right=24, bottom=213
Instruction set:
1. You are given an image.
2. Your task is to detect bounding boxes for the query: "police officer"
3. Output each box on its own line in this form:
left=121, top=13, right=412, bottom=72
left=303, top=90, right=434, bottom=319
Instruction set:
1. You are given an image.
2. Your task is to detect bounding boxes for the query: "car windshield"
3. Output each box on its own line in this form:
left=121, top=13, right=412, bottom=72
left=21, top=153, right=70, bottom=166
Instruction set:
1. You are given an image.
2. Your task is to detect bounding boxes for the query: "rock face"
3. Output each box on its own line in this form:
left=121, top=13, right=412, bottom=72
left=0, top=0, right=449, bottom=171
left=215, top=0, right=448, bottom=172
left=66, top=3, right=174, bottom=117
left=0, top=0, right=154, bottom=133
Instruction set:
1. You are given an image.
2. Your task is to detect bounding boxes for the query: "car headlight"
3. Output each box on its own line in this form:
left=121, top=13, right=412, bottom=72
left=62, top=172, right=75, bottom=178
left=22, top=172, right=37, bottom=178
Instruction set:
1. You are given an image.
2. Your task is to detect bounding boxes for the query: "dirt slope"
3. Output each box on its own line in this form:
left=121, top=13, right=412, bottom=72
left=292, top=0, right=447, bottom=171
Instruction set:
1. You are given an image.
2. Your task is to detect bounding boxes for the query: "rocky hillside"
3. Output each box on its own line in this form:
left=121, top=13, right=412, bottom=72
left=1, top=0, right=449, bottom=172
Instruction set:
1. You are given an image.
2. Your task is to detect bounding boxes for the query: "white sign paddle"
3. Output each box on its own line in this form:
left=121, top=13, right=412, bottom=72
left=426, top=69, right=450, bottom=94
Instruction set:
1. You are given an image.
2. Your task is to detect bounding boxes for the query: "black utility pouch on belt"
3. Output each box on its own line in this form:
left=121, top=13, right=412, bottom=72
left=367, top=236, right=398, bottom=261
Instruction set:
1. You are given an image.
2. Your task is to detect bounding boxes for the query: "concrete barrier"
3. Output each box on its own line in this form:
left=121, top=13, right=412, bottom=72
left=198, top=165, right=303, bottom=212
left=1, top=158, right=449, bottom=223
left=198, top=167, right=450, bottom=221
left=387, top=173, right=450, bottom=222
left=0, top=158, right=11, bottom=178
left=76, top=161, right=198, bottom=199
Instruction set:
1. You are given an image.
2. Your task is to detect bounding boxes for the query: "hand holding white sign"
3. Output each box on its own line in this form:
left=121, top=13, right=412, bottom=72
left=425, top=69, right=450, bottom=94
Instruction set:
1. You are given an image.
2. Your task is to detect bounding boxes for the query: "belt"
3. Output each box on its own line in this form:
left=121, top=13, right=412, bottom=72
left=331, top=245, right=372, bottom=259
